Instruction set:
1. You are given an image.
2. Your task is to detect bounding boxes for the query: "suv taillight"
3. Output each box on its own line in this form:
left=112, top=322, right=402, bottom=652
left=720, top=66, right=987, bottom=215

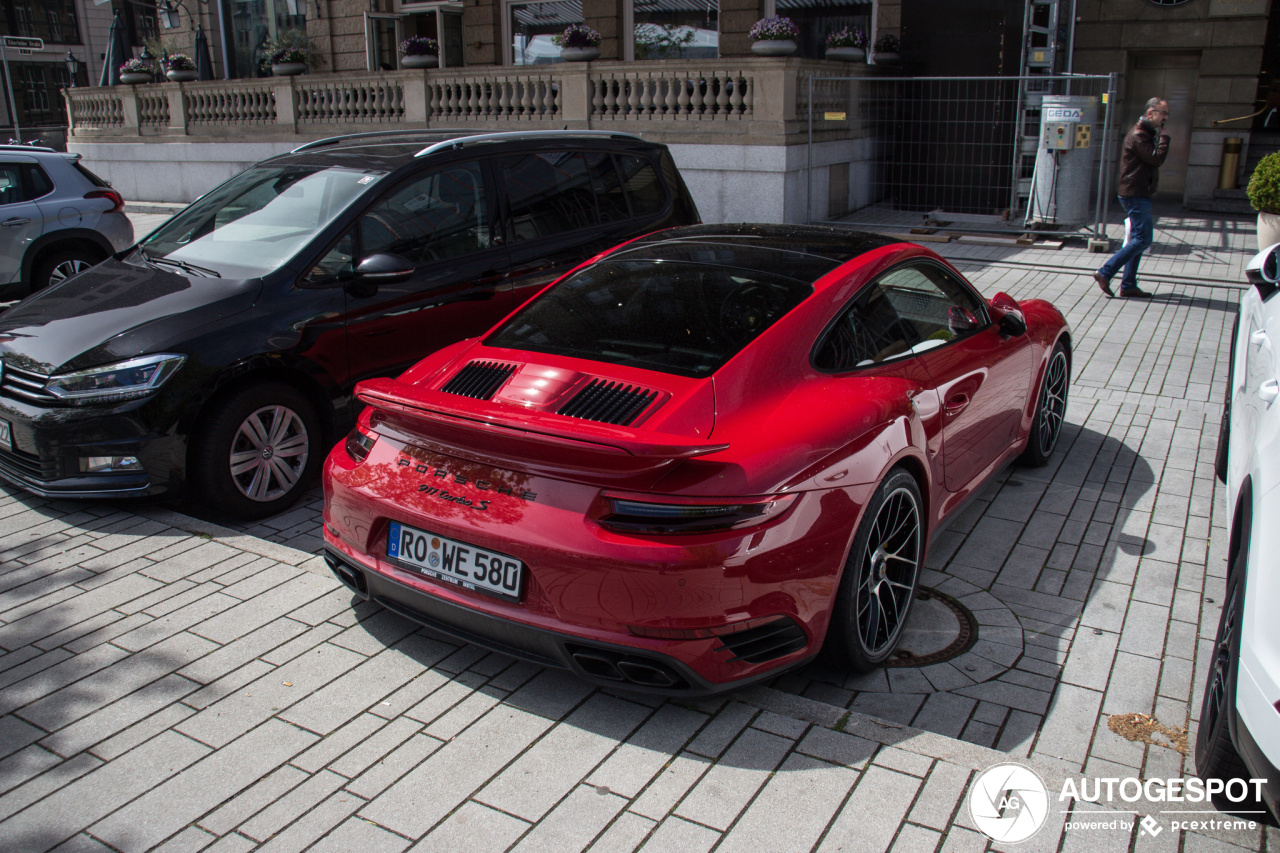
left=84, top=189, right=125, bottom=214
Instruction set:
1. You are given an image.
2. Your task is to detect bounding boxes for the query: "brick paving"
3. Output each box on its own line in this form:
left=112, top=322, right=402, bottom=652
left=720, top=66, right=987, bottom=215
left=0, top=203, right=1273, bottom=850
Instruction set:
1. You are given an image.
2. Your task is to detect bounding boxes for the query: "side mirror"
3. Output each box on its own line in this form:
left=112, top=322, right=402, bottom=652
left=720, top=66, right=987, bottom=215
left=1245, top=243, right=1279, bottom=300
left=990, top=292, right=1026, bottom=338
left=355, top=253, right=414, bottom=284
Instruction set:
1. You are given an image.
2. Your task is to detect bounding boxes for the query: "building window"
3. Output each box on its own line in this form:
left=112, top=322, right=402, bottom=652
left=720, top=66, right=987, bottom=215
left=774, top=0, right=871, bottom=60
left=1, top=0, right=81, bottom=45
left=229, top=0, right=306, bottom=78
left=110, top=0, right=157, bottom=48
left=633, top=0, right=718, bottom=60
left=3, top=62, right=73, bottom=129
left=508, top=0, right=582, bottom=65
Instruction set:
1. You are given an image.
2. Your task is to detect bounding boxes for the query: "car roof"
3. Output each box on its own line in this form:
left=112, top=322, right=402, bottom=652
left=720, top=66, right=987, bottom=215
left=264, top=130, right=660, bottom=171
left=614, top=224, right=899, bottom=282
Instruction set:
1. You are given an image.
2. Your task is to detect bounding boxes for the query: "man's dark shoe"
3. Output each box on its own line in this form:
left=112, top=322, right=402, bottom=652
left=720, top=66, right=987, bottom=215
left=1093, top=272, right=1114, bottom=297
left=1119, top=287, right=1152, bottom=298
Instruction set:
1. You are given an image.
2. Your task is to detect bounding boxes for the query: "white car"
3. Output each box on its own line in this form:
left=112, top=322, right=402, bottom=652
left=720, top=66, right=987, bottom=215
left=1198, top=243, right=1280, bottom=822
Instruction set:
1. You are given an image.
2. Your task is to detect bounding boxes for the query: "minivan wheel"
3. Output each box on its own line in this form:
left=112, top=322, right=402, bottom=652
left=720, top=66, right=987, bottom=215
left=194, top=383, right=321, bottom=520
left=33, top=248, right=100, bottom=292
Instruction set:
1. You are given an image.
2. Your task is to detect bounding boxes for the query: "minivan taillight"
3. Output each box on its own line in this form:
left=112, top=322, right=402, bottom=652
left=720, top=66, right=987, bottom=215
left=84, top=189, right=125, bottom=214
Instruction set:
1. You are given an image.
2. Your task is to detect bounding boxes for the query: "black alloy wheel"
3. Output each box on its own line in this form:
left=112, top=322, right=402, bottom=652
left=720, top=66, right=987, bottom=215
left=827, top=467, right=923, bottom=672
left=1020, top=341, right=1069, bottom=466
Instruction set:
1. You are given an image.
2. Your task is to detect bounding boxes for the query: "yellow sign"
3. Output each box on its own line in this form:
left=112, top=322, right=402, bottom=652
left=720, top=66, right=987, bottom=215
left=824, top=111, right=847, bottom=121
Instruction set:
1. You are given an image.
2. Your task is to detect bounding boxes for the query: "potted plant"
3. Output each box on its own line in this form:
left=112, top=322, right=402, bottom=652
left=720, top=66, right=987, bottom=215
left=164, top=53, right=197, bottom=82
left=118, top=58, right=153, bottom=85
left=553, top=24, right=602, bottom=62
left=399, top=36, right=439, bottom=69
left=825, top=27, right=868, bottom=62
left=259, top=30, right=324, bottom=76
left=1249, top=152, right=1280, bottom=250
left=872, top=32, right=900, bottom=64
left=749, top=17, right=800, bottom=56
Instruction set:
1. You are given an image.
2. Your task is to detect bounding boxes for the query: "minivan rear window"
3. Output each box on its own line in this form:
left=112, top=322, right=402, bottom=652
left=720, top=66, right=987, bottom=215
left=485, top=256, right=814, bottom=377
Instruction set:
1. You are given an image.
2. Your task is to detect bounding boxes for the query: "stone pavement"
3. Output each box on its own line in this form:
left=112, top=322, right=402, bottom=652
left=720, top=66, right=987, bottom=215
left=0, top=203, right=1271, bottom=851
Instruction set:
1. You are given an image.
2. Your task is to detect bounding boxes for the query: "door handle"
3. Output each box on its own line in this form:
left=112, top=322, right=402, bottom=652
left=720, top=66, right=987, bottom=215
left=944, top=393, right=970, bottom=416
left=1251, top=329, right=1269, bottom=349
left=1260, top=379, right=1279, bottom=404
left=1, top=218, right=30, bottom=227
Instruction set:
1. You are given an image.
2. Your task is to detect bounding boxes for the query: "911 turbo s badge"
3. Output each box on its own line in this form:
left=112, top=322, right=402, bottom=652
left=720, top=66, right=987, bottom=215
left=396, top=455, right=538, bottom=509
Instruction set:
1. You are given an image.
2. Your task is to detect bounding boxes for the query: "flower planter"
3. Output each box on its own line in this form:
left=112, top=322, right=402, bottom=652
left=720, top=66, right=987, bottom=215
left=1258, top=212, right=1280, bottom=252
left=560, top=47, right=600, bottom=62
left=166, top=70, right=197, bottom=82
left=271, top=62, right=307, bottom=76
left=825, top=47, right=865, bottom=62
left=401, top=54, right=437, bottom=69
left=751, top=39, right=797, bottom=57
left=872, top=50, right=900, bottom=64
left=119, top=72, right=151, bottom=85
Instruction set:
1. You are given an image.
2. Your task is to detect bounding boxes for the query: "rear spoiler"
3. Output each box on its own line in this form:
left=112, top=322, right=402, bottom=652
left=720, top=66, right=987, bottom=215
left=356, top=377, right=728, bottom=473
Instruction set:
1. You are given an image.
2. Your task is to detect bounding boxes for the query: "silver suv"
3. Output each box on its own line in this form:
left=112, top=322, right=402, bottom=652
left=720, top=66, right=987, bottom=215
left=0, top=144, right=134, bottom=299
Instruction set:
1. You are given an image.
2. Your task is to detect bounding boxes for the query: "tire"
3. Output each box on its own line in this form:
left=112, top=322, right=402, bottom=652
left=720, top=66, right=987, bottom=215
left=1195, top=532, right=1250, bottom=786
left=1215, top=315, right=1239, bottom=485
left=32, top=247, right=101, bottom=293
left=825, top=467, right=924, bottom=673
left=1019, top=341, right=1070, bottom=467
left=192, top=382, right=322, bottom=520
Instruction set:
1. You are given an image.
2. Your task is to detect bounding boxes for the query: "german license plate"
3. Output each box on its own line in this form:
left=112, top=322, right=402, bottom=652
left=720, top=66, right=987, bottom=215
left=0, top=419, right=9, bottom=452
left=387, top=521, right=523, bottom=601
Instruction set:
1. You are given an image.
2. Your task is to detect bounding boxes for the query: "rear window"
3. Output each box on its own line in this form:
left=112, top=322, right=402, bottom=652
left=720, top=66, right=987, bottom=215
left=73, top=161, right=111, bottom=188
left=486, top=257, right=814, bottom=377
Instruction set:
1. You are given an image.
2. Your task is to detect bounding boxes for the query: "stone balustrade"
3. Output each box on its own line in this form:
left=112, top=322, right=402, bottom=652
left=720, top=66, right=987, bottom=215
left=65, top=58, right=870, bottom=146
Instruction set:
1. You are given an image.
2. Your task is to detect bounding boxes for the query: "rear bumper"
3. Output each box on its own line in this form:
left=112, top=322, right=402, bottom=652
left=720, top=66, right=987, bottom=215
left=323, top=544, right=814, bottom=696
left=1236, top=716, right=1280, bottom=823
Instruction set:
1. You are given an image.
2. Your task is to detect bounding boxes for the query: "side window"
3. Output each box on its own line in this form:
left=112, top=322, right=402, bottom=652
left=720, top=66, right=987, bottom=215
left=617, top=155, right=666, bottom=217
left=877, top=265, right=988, bottom=346
left=501, top=151, right=599, bottom=240
left=815, top=284, right=918, bottom=371
left=23, top=165, right=53, bottom=199
left=360, top=162, right=490, bottom=264
left=584, top=152, right=630, bottom=222
left=303, top=229, right=356, bottom=285
left=0, top=163, right=28, bottom=206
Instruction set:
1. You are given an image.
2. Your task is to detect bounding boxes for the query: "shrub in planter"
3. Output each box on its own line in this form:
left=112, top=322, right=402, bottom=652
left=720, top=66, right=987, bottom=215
left=400, top=36, right=439, bottom=57
left=163, top=54, right=196, bottom=72
left=826, top=27, right=868, bottom=50
left=258, top=30, right=324, bottom=73
left=552, top=24, right=602, bottom=49
left=749, top=17, right=800, bottom=42
left=119, top=58, right=153, bottom=76
left=1248, top=151, right=1280, bottom=249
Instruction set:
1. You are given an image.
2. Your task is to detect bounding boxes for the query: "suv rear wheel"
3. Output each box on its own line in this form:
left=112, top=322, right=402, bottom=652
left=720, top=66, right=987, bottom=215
left=193, top=382, right=321, bottom=519
left=32, top=246, right=102, bottom=292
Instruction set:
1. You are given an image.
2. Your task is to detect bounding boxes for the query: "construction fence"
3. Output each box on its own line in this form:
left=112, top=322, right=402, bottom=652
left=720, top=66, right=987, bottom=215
left=804, top=73, right=1119, bottom=240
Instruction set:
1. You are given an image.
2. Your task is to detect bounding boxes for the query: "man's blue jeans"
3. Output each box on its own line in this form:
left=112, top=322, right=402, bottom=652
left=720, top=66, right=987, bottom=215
left=1098, top=196, right=1153, bottom=291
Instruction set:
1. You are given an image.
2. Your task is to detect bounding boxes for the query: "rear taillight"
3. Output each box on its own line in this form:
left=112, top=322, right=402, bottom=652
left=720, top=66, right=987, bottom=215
left=84, top=189, right=125, bottom=214
left=344, top=425, right=376, bottom=463
left=598, top=492, right=796, bottom=535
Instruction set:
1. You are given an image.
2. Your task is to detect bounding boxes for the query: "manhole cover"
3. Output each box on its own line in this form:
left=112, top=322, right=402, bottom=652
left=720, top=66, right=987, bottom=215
left=884, top=587, right=978, bottom=667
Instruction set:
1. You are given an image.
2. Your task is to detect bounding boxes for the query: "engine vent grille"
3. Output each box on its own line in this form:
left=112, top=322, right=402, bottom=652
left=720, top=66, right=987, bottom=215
left=714, top=617, right=808, bottom=664
left=441, top=361, right=516, bottom=400
left=557, top=380, right=658, bottom=426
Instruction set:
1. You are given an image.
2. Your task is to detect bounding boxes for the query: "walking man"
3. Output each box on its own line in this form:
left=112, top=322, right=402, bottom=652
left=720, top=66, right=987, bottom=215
left=1094, top=97, right=1171, bottom=299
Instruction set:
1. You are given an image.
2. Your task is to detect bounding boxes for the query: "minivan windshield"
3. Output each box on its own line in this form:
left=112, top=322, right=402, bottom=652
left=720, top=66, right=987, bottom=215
left=136, top=164, right=386, bottom=279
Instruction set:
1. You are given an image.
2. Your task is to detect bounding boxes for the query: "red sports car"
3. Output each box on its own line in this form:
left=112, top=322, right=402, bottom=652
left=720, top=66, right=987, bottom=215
left=322, top=224, right=1070, bottom=695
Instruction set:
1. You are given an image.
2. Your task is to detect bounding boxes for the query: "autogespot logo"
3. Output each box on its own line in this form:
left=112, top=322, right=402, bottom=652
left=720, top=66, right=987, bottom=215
left=969, top=763, right=1051, bottom=843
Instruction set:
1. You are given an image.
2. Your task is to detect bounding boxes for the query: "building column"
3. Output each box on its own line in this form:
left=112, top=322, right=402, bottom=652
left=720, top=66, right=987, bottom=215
left=464, top=0, right=503, bottom=65
left=583, top=0, right=624, bottom=61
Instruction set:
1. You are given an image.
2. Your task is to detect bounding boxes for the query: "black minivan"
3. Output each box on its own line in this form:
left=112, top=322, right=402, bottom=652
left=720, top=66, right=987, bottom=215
left=0, top=130, right=700, bottom=518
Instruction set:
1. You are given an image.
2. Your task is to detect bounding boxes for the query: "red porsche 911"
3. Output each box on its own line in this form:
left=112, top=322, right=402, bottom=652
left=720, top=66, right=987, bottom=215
left=322, top=224, right=1071, bottom=695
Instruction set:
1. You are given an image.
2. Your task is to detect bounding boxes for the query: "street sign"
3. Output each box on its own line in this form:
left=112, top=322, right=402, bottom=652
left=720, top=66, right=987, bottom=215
left=2, top=37, right=44, bottom=51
